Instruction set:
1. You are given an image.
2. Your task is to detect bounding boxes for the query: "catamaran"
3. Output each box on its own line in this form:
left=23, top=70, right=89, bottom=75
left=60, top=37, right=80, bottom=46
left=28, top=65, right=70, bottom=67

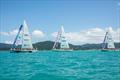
left=101, top=28, right=116, bottom=51
left=10, top=20, right=37, bottom=53
left=52, top=26, right=73, bottom=51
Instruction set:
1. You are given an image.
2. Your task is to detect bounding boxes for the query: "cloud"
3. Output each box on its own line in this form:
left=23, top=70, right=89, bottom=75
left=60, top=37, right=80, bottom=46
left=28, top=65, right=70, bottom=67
left=51, top=27, right=120, bottom=44
left=4, top=41, right=13, bottom=44
left=51, top=32, right=58, bottom=37
left=32, top=30, right=44, bottom=38
left=0, top=29, right=45, bottom=39
left=9, top=29, right=18, bottom=35
left=0, top=27, right=119, bottom=44
left=0, top=32, right=9, bottom=36
left=0, top=29, right=18, bottom=36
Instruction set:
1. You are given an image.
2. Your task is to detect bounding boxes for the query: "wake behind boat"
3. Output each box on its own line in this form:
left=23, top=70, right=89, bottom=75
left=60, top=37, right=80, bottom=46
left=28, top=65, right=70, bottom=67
left=52, top=26, right=73, bottom=51
left=10, top=20, right=37, bottom=53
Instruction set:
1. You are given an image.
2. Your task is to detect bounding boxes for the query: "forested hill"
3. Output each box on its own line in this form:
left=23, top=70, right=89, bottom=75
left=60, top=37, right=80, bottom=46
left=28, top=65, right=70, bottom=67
left=0, top=41, right=120, bottom=50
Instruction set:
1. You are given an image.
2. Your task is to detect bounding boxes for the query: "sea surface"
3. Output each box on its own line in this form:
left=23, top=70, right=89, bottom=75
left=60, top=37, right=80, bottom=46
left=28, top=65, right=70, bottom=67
left=0, top=50, right=120, bottom=80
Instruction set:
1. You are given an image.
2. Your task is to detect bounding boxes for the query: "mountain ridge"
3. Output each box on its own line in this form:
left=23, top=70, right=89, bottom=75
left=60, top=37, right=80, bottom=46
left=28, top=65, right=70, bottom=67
left=0, top=41, right=120, bottom=50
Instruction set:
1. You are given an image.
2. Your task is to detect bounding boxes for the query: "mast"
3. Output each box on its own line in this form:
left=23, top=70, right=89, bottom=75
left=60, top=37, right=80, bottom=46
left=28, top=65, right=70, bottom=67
left=102, top=32, right=108, bottom=49
left=52, top=31, right=61, bottom=49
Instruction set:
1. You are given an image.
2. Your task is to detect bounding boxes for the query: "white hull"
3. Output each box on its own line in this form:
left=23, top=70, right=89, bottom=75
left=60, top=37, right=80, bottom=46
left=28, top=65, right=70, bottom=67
left=101, top=48, right=120, bottom=52
left=52, top=49, right=73, bottom=52
left=10, top=49, right=37, bottom=53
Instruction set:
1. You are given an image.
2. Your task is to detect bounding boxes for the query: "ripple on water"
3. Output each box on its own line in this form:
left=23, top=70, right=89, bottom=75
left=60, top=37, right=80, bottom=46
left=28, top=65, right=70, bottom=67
left=0, top=51, right=120, bottom=80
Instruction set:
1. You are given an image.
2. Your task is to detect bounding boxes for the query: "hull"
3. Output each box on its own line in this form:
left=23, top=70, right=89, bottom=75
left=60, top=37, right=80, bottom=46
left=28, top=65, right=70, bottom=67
left=52, top=49, right=73, bottom=52
left=101, top=48, right=120, bottom=52
left=10, top=49, right=37, bottom=53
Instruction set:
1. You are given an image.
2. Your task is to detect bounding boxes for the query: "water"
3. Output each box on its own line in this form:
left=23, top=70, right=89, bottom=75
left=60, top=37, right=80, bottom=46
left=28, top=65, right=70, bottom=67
left=0, top=50, right=120, bottom=80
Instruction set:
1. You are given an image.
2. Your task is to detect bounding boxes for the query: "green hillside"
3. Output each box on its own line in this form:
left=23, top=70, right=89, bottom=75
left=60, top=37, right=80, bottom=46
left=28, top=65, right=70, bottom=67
left=0, top=41, right=120, bottom=50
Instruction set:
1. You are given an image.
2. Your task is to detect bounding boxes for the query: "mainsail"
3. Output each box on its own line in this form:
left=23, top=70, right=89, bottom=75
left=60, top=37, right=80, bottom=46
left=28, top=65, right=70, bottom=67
left=60, top=26, right=69, bottom=49
left=102, top=28, right=115, bottom=49
left=11, top=20, right=36, bottom=52
left=53, top=26, right=70, bottom=50
left=21, top=20, right=33, bottom=49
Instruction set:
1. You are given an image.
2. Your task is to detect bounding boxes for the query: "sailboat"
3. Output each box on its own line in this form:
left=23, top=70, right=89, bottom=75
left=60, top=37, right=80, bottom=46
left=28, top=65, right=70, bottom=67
left=101, top=28, right=116, bottom=51
left=52, top=26, right=73, bottom=51
left=10, top=20, right=37, bottom=53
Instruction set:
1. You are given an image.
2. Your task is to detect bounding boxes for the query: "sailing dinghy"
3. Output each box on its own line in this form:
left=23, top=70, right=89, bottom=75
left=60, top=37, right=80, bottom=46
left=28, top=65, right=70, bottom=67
left=52, top=26, right=73, bottom=51
left=10, top=20, right=37, bottom=53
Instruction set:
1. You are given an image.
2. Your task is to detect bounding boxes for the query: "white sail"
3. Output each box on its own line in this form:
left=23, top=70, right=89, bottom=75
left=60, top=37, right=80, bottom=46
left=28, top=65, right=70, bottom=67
left=22, top=20, right=33, bottom=49
left=106, top=29, right=115, bottom=48
left=53, top=26, right=70, bottom=49
left=103, top=28, right=115, bottom=49
left=52, top=31, right=61, bottom=49
left=60, top=26, right=69, bottom=49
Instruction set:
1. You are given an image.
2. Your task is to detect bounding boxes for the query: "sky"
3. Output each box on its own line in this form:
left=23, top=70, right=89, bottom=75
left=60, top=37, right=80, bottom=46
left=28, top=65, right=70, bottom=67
left=0, top=0, right=120, bottom=45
